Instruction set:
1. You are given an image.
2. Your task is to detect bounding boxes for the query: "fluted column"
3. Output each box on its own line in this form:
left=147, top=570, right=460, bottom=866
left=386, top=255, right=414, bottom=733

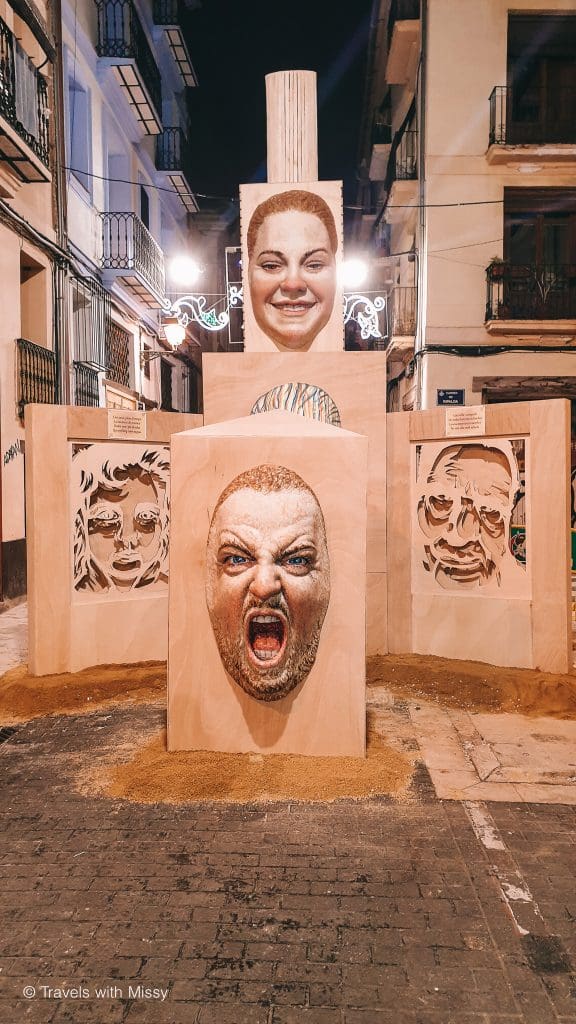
left=265, top=70, right=318, bottom=183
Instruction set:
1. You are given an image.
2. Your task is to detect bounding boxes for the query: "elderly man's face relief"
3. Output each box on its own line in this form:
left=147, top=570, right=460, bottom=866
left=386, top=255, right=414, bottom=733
left=206, top=487, right=330, bottom=701
left=248, top=210, right=337, bottom=352
left=417, top=446, right=515, bottom=590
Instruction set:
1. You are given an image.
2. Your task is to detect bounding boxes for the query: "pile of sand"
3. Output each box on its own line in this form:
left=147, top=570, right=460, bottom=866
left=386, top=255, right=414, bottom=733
left=368, top=653, right=576, bottom=719
left=78, top=724, right=414, bottom=805
left=0, top=662, right=165, bottom=725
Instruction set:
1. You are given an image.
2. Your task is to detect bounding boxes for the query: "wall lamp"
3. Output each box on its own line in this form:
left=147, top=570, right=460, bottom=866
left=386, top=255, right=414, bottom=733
left=140, top=316, right=186, bottom=368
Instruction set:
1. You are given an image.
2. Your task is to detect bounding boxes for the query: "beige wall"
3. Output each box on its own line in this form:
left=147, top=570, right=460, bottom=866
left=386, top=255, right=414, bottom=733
left=424, top=0, right=576, bottom=350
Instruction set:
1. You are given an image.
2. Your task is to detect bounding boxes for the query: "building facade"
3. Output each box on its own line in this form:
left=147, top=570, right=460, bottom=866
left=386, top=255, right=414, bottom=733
left=355, top=0, right=576, bottom=414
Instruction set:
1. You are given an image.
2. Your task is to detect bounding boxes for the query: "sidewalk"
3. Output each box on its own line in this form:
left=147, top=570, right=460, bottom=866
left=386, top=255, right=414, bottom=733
left=0, top=605, right=575, bottom=1023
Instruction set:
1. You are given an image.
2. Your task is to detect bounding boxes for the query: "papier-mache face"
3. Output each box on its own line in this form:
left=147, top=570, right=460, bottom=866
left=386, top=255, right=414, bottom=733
left=416, top=442, right=520, bottom=591
left=247, top=190, right=338, bottom=353
left=205, top=465, right=330, bottom=701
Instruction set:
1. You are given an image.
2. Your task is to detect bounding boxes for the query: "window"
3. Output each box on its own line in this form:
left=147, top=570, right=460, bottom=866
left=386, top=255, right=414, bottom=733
left=140, top=184, right=150, bottom=229
left=504, top=189, right=576, bottom=266
left=160, top=358, right=173, bottom=410
left=507, top=15, right=576, bottom=144
left=68, top=75, right=91, bottom=192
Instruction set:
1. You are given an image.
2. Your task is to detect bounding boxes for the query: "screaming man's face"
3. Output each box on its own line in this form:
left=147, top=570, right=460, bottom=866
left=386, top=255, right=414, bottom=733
left=417, top=447, right=514, bottom=590
left=205, top=487, right=330, bottom=701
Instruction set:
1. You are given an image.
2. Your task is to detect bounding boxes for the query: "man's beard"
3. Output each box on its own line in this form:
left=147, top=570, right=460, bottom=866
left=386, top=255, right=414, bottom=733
left=211, top=592, right=326, bottom=702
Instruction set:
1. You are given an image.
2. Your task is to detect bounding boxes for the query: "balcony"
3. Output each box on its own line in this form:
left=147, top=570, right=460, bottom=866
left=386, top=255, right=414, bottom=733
left=102, top=212, right=165, bottom=307
left=390, top=285, right=416, bottom=337
left=155, top=127, right=197, bottom=212
left=386, top=0, right=420, bottom=86
left=487, top=86, right=576, bottom=165
left=369, top=115, right=392, bottom=180
left=384, top=128, right=418, bottom=225
left=0, top=17, right=50, bottom=183
left=16, top=338, right=58, bottom=419
left=485, top=261, right=576, bottom=334
left=153, top=0, right=197, bottom=87
left=96, top=0, right=162, bottom=134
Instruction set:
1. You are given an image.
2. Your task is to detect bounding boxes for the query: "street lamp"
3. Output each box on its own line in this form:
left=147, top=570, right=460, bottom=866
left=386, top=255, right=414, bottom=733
left=140, top=316, right=187, bottom=368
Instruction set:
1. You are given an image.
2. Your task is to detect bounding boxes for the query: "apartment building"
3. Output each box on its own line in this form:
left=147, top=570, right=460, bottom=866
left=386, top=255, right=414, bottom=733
left=0, top=0, right=62, bottom=599
left=60, top=0, right=201, bottom=415
left=356, top=0, right=576, bottom=413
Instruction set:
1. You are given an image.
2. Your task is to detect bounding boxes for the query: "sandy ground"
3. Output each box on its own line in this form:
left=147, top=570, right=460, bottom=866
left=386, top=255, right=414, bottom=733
left=2, top=654, right=574, bottom=805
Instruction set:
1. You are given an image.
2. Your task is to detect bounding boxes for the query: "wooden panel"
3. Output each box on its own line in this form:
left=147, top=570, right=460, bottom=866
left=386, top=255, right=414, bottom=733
left=409, top=402, right=531, bottom=441
left=367, top=572, right=387, bottom=656
left=203, top=351, right=387, bottom=572
left=413, top=594, right=532, bottom=668
left=168, top=412, right=367, bottom=756
left=67, top=407, right=202, bottom=441
left=530, top=399, right=572, bottom=673
left=386, top=411, right=412, bottom=654
left=26, top=404, right=70, bottom=675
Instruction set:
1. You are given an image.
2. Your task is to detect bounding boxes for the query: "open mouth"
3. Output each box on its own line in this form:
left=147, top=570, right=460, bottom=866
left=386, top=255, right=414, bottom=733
left=112, top=554, right=141, bottom=571
left=245, top=611, right=287, bottom=668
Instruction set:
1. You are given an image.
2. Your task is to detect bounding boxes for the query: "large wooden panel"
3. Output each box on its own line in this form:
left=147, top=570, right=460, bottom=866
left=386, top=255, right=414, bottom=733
left=530, top=400, right=571, bottom=673
left=389, top=398, right=572, bottom=673
left=26, top=405, right=70, bottom=675
left=168, top=411, right=368, bottom=756
left=25, top=405, right=202, bottom=675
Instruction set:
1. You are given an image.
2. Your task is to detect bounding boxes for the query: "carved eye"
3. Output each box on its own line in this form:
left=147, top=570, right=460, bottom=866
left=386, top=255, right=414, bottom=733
left=427, top=495, right=452, bottom=519
left=480, top=508, right=504, bottom=536
left=89, top=507, right=120, bottom=532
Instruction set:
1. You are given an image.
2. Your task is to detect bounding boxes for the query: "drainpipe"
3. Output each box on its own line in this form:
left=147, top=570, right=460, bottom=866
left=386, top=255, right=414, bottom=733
left=415, top=0, right=428, bottom=409
left=50, top=0, right=71, bottom=403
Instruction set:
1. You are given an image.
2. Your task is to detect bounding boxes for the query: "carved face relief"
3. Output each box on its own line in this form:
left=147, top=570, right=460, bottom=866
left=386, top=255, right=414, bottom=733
left=205, top=473, right=330, bottom=701
left=72, top=445, right=170, bottom=594
left=248, top=210, right=337, bottom=352
left=417, top=444, right=518, bottom=590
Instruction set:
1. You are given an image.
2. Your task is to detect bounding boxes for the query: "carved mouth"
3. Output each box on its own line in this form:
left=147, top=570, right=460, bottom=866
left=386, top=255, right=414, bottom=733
left=245, top=611, right=287, bottom=668
left=111, top=554, right=141, bottom=572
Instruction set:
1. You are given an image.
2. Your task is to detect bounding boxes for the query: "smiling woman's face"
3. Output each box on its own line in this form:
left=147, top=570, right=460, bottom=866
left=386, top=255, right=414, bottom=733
left=248, top=210, right=337, bottom=352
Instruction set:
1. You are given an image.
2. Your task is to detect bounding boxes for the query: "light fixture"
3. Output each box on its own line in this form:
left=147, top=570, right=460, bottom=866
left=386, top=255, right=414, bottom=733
left=163, top=315, right=186, bottom=348
left=341, top=257, right=369, bottom=288
left=169, top=255, right=202, bottom=287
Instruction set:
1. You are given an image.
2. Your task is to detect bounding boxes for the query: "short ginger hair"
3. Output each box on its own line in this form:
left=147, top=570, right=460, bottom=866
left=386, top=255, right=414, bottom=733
left=210, top=464, right=322, bottom=527
left=247, top=189, right=338, bottom=259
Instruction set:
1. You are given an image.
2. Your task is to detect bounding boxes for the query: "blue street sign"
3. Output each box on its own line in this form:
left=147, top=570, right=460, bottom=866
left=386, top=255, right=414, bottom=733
left=437, top=389, right=465, bottom=406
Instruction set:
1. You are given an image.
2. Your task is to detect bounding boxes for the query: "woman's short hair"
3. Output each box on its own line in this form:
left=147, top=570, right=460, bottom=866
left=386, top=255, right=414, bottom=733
left=247, top=189, right=338, bottom=258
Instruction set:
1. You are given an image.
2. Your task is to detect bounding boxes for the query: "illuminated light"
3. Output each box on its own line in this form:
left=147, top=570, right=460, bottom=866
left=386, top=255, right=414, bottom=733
left=170, top=256, right=202, bottom=286
left=163, top=316, right=186, bottom=347
left=341, top=258, right=369, bottom=288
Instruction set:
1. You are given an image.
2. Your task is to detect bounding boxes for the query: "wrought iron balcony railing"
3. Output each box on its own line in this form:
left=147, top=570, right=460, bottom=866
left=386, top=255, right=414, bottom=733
left=73, top=362, right=100, bottom=407
left=102, top=212, right=165, bottom=301
left=16, top=338, right=58, bottom=419
left=155, top=126, right=191, bottom=172
left=0, top=16, right=50, bottom=174
left=391, top=286, right=417, bottom=336
left=489, top=86, right=576, bottom=146
left=394, top=128, right=418, bottom=180
left=486, top=262, right=576, bottom=321
left=96, top=0, right=162, bottom=126
left=153, top=0, right=186, bottom=25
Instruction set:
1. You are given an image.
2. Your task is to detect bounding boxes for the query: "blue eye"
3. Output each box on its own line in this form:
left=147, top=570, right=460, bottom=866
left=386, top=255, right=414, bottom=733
left=285, top=555, right=309, bottom=566
left=225, top=554, right=247, bottom=565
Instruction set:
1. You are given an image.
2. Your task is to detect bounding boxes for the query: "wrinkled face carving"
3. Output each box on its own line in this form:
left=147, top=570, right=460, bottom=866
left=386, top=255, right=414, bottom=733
left=248, top=210, right=337, bottom=352
left=206, top=477, right=330, bottom=701
left=417, top=446, right=516, bottom=590
left=88, top=470, right=165, bottom=590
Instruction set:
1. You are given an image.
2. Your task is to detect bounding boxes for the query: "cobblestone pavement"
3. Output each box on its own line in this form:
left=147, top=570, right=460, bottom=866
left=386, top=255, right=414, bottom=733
left=0, top=704, right=575, bottom=1024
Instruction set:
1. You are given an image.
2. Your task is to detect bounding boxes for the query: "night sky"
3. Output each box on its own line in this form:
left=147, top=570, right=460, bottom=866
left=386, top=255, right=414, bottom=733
left=186, top=0, right=375, bottom=209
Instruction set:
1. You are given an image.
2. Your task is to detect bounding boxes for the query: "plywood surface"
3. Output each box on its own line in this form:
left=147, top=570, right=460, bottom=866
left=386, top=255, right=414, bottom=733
left=168, top=412, right=368, bottom=756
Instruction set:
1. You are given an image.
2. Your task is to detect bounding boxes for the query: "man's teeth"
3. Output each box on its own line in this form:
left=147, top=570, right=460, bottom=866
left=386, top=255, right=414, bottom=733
left=254, top=650, right=277, bottom=661
left=253, top=615, right=279, bottom=623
